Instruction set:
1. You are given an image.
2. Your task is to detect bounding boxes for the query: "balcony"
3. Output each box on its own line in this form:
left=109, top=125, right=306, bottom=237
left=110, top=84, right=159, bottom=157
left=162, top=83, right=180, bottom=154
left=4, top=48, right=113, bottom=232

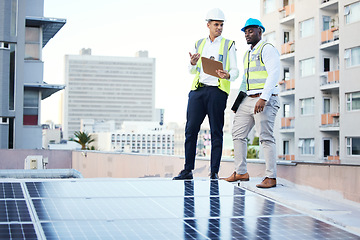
left=279, top=79, right=295, bottom=91
left=278, top=154, right=295, bottom=161
left=320, top=70, right=340, bottom=91
left=281, top=41, right=295, bottom=55
left=280, top=41, right=295, bottom=62
left=279, top=4, right=295, bottom=23
left=320, top=113, right=339, bottom=131
left=321, top=27, right=339, bottom=44
left=327, top=155, right=340, bottom=163
left=281, top=117, right=295, bottom=131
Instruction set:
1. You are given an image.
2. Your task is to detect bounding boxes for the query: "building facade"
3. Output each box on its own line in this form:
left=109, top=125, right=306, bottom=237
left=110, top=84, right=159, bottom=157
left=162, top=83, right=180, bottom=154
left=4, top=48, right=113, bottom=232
left=94, top=121, right=174, bottom=155
left=0, top=0, right=65, bottom=149
left=261, top=0, right=360, bottom=164
left=63, top=49, right=156, bottom=139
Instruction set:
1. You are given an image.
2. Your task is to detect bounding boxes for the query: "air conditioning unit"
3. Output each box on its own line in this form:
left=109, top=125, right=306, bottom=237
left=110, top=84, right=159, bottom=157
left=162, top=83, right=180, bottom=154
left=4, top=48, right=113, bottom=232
left=24, top=155, right=48, bottom=170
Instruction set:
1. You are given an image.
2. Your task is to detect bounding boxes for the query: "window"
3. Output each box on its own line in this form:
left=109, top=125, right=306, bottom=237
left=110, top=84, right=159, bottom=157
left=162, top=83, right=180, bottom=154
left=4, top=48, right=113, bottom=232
left=300, top=98, right=314, bottom=115
left=300, top=58, right=315, bottom=77
left=25, top=27, right=41, bottom=60
left=264, top=0, right=276, bottom=14
left=300, top=18, right=314, bottom=38
left=23, top=90, right=39, bottom=125
left=284, top=31, right=290, bottom=43
left=323, top=16, right=331, bottom=31
left=346, top=92, right=360, bottom=111
left=345, top=1, right=360, bottom=24
left=11, top=0, right=17, bottom=36
left=283, top=140, right=289, bottom=154
left=283, top=68, right=290, bottom=80
left=324, top=58, right=330, bottom=72
left=344, top=46, right=360, bottom=68
left=283, top=104, right=290, bottom=117
left=9, top=43, right=16, bottom=110
left=346, top=137, right=360, bottom=155
left=323, top=98, right=330, bottom=114
left=298, top=138, right=315, bottom=155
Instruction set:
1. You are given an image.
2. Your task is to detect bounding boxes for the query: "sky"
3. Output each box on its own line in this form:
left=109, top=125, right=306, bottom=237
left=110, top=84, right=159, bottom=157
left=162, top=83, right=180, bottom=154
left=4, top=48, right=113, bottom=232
left=41, top=0, right=260, bottom=125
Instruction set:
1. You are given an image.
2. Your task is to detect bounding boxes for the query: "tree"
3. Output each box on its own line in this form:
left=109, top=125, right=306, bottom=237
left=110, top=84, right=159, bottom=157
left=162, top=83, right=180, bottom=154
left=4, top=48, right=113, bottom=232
left=71, top=131, right=95, bottom=150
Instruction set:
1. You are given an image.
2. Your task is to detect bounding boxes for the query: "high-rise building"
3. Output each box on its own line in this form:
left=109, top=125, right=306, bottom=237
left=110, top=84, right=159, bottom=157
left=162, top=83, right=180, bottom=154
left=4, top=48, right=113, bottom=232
left=0, top=0, right=65, bottom=149
left=260, top=0, right=360, bottom=164
left=63, top=50, right=156, bottom=139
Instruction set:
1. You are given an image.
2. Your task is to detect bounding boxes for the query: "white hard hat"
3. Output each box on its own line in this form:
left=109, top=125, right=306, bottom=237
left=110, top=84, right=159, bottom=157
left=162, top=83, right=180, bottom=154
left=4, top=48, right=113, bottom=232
left=205, top=8, right=225, bottom=21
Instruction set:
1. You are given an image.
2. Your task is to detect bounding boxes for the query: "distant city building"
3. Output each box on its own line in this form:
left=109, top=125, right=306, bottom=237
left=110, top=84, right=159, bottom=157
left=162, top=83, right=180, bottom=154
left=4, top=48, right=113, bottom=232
left=261, top=0, right=360, bottom=164
left=93, top=121, right=174, bottom=154
left=0, top=0, right=65, bottom=149
left=63, top=49, right=156, bottom=139
left=168, top=122, right=185, bottom=156
left=42, top=121, right=63, bottom=149
left=80, top=119, right=116, bottom=133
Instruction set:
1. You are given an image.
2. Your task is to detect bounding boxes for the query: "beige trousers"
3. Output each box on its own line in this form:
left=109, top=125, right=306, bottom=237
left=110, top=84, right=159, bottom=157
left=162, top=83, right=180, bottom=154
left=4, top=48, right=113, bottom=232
left=232, top=95, right=280, bottom=178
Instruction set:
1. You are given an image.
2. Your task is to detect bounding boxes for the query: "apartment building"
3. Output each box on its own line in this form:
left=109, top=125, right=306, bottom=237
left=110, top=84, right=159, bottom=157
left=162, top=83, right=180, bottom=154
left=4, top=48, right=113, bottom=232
left=63, top=49, right=156, bottom=139
left=94, top=121, right=174, bottom=155
left=261, top=0, right=360, bottom=164
left=0, top=0, right=65, bottom=149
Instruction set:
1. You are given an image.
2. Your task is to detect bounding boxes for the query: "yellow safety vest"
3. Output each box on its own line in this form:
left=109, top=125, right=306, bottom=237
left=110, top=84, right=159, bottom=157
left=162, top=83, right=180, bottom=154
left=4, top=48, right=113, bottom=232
left=243, top=41, right=272, bottom=91
left=190, top=38, right=234, bottom=95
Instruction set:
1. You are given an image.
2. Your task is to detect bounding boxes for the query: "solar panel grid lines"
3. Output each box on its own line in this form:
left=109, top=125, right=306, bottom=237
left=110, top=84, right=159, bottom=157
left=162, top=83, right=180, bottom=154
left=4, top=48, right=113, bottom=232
left=0, top=179, right=360, bottom=239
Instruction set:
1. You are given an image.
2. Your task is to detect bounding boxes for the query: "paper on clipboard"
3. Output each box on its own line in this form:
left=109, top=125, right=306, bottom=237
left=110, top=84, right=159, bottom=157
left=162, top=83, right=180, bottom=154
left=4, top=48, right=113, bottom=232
left=201, top=57, right=223, bottom=78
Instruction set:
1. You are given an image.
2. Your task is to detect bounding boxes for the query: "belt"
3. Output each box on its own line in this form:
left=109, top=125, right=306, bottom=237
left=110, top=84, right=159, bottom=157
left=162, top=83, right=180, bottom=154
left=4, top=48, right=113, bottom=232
left=198, top=83, right=217, bottom=88
left=248, top=93, right=278, bottom=98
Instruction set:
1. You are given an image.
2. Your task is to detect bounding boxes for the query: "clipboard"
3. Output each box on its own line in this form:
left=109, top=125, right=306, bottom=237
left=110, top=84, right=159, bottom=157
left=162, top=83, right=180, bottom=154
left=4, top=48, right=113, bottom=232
left=201, top=57, right=223, bottom=78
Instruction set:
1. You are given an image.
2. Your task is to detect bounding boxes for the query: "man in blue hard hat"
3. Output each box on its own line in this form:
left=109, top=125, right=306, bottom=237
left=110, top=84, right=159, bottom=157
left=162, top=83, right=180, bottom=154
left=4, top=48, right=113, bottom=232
left=223, top=18, right=280, bottom=188
left=173, top=8, right=239, bottom=180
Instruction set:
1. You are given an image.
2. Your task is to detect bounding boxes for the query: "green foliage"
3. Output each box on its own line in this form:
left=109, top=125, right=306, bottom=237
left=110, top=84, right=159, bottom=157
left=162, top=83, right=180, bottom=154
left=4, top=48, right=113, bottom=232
left=252, top=137, right=259, bottom=146
left=71, top=131, right=95, bottom=150
left=247, top=148, right=259, bottom=159
left=88, top=146, right=96, bottom=150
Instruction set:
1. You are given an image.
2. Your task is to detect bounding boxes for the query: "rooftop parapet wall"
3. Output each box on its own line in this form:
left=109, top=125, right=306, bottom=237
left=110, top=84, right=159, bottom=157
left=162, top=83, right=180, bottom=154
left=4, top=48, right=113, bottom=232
left=0, top=149, right=358, bottom=203
left=72, top=151, right=360, bottom=203
left=0, top=149, right=72, bottom=169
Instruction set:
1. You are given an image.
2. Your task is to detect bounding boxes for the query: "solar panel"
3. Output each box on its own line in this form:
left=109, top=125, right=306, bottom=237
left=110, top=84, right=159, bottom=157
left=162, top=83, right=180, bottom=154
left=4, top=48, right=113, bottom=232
left=0, top=183, right=24, bottom=199
left=0, top=179, right=358, bottom=239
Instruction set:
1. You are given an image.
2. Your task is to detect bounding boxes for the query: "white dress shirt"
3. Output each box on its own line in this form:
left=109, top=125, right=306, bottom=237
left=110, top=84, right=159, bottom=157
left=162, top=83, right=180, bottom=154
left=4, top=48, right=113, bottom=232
left=188, top=36, right=239, bottom=86
left=241, top=40, right=281, bottom=101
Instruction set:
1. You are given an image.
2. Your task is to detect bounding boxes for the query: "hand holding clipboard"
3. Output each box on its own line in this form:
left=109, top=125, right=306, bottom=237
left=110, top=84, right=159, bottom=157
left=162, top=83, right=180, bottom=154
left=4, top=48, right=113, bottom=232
left=201, top=57, right=230, bottom=79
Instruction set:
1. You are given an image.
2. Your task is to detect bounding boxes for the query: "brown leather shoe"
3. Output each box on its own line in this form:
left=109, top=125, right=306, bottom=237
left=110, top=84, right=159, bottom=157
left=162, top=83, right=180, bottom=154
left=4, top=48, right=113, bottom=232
left=222, top=171, right=249, bottom=182
left=256, top=177, right=276, bottom=188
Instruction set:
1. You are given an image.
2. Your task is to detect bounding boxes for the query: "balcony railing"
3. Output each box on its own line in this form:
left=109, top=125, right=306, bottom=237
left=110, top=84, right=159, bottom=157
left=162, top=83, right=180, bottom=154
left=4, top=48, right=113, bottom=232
left=321, top=27, right=339, bottom=44
left=321, top=70, right=340, bottom=86
left=278, top=154, right=295, bottom=161
left=279, top=79, right=295, bottom=92
left=327, top=70, right=339, bottom=83
left=281, top=117, right=295, bottom=129
left=321, top=113, right=339, bottom=126
left=281, top=41, right=295, bottom=55
left=279, top=4, right=295, bottom=18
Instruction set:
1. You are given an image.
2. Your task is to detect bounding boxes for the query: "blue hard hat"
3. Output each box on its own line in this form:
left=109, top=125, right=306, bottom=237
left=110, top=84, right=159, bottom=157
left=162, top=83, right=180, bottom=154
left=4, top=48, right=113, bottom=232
left=241, top=18, right=265, bottom=32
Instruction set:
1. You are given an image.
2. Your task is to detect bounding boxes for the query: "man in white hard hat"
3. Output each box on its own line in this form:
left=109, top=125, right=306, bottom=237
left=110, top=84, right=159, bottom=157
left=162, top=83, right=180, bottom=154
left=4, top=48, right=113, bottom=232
left=173, top=8, right=239, bottom=180
left=224, top=18, right=280, bottom=188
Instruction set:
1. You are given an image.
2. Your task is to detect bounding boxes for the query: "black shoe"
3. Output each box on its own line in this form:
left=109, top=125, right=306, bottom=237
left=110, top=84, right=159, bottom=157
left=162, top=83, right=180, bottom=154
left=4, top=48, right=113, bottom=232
left=210, top=172, right=218, bottom=180
left=173, top=169, right=193, bottom=180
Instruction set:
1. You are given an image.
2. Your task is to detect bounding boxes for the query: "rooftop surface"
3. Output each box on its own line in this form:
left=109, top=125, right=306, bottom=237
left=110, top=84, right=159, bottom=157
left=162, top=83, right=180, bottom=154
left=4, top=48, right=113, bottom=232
left=1, top=177, right=359, bottom=239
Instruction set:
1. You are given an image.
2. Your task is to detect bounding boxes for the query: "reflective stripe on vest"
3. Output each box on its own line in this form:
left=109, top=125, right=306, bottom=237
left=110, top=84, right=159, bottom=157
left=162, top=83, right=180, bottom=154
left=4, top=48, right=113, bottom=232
left=243, top=42, right=270, bottom=91
left=190, top=38, right=234, bottom=95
